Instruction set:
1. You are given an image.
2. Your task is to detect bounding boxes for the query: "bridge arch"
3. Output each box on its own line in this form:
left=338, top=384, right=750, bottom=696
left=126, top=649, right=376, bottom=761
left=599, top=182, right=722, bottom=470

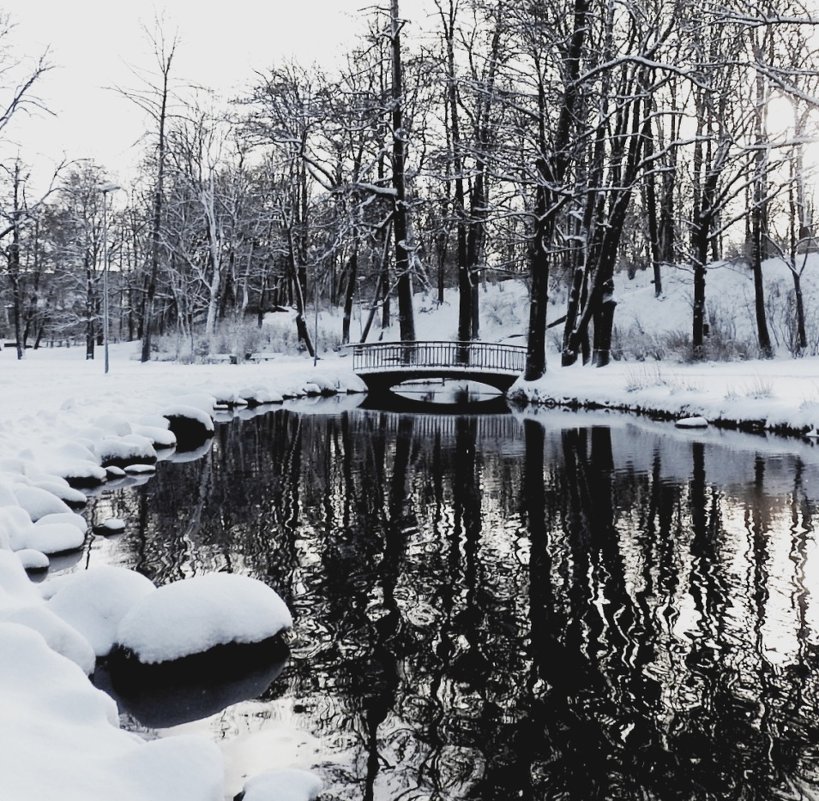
left=350, top=341, right=526, bottom=397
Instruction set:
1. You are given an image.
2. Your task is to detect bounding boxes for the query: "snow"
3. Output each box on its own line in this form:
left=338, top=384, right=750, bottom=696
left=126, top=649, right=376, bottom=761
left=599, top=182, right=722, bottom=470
left=116, top=573, right=293, bottom=664
left=96, top=433, right=157, bottom=467
left=98, top=517, right=126, bottom=533
left=13, top=484, right=73, bottom=521
left=16, top=548, right=49, bottom=571
left=124, top=463, right=157, bottom=474
left=0, top=622, right=225, bottom=801
left=238, top=769, right=323, bottom=801
left=27, top=521, right=87, bottom=555
left=48, top=566, right=156, bottom=657
left=0, top=264, right=817, bottom=799
left=676, top=415, right=709, bottom=428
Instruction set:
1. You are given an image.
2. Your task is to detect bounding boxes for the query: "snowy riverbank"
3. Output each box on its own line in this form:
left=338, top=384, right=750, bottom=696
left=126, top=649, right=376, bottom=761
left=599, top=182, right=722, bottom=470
left=513, top=356, right=819, bottom=436
left=0, top=344, right=360, bottom=801
left=2, top=339, right=819, bottom=800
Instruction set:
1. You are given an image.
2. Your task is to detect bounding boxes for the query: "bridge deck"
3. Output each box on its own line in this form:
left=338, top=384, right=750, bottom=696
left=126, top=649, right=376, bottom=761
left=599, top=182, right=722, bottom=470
left=351, top=340, right=526, bottom=394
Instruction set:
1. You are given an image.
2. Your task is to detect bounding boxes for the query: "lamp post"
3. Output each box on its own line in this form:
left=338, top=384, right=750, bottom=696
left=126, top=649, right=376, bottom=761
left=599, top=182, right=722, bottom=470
left=98, top=182, right=121, bottom=374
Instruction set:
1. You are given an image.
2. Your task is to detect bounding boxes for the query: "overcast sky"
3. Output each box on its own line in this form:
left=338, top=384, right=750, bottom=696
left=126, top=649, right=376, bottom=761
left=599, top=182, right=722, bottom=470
left=0, top=0, right=395, bottom=185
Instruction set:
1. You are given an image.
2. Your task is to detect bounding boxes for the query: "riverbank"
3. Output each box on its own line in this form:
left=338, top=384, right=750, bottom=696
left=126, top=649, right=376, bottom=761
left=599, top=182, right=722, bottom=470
left=2, top=342, right=819, bottom=801
left=0, top=344, right=360, bottom=801
left=512, top=356, right=819, bottom=437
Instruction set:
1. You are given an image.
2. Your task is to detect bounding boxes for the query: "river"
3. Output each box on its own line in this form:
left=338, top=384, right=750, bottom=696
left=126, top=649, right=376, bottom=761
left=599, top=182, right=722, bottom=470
left=73, top=400, right=819, bottom=800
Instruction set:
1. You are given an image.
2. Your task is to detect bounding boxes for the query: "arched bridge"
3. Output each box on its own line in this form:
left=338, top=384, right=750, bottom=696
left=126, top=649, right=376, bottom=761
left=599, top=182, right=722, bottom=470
left=350, top=340, right=526, bottom=395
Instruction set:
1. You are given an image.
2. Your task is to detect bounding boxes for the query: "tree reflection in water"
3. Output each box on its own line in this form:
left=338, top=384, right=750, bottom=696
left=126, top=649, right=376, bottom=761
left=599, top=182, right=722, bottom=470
left=89, top=409, right=819, bottom=800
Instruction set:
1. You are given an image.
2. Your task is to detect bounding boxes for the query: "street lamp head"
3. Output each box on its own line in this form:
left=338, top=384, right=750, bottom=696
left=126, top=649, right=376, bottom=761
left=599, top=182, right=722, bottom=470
left=98, top=182, right=121, bottom=193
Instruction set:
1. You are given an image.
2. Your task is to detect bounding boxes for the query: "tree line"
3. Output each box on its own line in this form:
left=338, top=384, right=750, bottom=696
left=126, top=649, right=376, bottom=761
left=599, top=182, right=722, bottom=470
left=1, top=0, right=818, bottom=376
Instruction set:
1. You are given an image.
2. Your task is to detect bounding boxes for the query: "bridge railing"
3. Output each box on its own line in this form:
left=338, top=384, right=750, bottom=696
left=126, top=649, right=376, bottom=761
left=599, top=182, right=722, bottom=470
left=350, top=340, right=527, bottom=374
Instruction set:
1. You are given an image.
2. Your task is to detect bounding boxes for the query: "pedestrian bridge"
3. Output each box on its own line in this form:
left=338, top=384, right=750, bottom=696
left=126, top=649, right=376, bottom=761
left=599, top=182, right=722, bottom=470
left=350, top=340, right=526, bottom=396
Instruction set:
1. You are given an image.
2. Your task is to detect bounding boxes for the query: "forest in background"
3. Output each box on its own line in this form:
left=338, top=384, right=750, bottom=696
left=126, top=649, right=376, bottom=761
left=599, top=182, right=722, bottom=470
left=1, top=0, right=818, bottom=377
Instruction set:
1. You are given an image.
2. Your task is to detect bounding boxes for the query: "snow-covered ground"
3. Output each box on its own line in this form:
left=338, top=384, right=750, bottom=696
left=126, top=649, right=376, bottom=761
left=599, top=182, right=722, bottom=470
left=1, top=254, right=818, bottom=801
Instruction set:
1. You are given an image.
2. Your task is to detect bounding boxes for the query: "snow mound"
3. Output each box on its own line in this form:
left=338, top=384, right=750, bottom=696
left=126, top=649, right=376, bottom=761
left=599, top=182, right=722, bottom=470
left=162, top=405, right=215, bottom=449
left=239, top=386, right=283, bottom=406
left=96, top=434, right=157, bottom=468
left=26, top=521, right=86, bottom=554
left=116, top=573, right=292, bottom=664
left=0, top=622, right=225, bottom=801
left=0, top=549, right=41, bottom=604
left=0, top=505, right=35, bottom=551
left=26, top=472, right=89, bottom=506
left=132, top=423, right=177, bottom=449
left=238, top=769, right=323, bottom=801
left=172, top=392, right=217, bottom=414
left=106, top=465, right=126, bottom=478
left=124, top=463, right=157, bottom=475
left=97, top=517, right=126, bottom=533
left=675, top=416, right=709, bottom=429
left=0, top=604, right=96, bottom=674
left=16, top=548, right=49, bottom=571
left=13, top=485, right=72, bottom=521
left=49, top=566, right=156, bottom=657
left=36, top=511, right=88, bottom=533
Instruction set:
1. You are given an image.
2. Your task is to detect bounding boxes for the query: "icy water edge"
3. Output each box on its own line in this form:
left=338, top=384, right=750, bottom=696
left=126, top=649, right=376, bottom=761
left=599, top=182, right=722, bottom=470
left=74, top=402, right=819, bottom=801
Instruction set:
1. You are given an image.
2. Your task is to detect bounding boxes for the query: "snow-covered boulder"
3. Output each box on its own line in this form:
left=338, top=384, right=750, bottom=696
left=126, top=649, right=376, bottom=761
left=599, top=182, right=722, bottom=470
left=124, top=463, right=156, bottom=475
left=0, top=622, right=226, bottom=801
left=132, top=423, right=177, bottom=449
left=162, top=405, right=215, bottom=450
left=238, top=386, right=282, bottom=407
left=0, top=604, right=96, bottom=674
left=35, top=511, right=88, bottom=533
left=211, top=387, right=249, bottom=408
left=0, top=505, right=34, bottom=551
left=115, top=574, right=292, bottom=665
left=30, top=478, right=88, bottom=507
left=13, top=485, right=72, bottom=521
left=0, top=549, right=40, bottom=605
left=237, top=769, right=322, bottom=801
left=95, top=517, right=126, bottom=534
left=16, top=548, right=49, bottom=572
left=26, top=521, right=86, bottom=555
left=96, top=434, right=157, bottom=469
left=675, top=416, right=709, bottom=429
left=48, top=566, right=156, bottom=657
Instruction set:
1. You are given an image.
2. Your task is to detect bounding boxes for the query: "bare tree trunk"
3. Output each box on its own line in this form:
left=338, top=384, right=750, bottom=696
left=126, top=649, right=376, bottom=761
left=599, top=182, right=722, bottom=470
left=140, top=33, right=175, bottom=363
left=390, top=0, right=416, bottom=342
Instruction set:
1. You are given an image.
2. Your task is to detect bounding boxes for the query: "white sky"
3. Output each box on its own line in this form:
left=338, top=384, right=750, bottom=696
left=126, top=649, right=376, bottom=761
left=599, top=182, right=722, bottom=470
left=0, top=0, right=397, bottom=186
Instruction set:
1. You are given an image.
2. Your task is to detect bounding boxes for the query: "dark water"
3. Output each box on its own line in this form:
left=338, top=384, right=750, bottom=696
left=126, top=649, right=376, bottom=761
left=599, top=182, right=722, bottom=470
left=81, top=403, right=819, bottom=801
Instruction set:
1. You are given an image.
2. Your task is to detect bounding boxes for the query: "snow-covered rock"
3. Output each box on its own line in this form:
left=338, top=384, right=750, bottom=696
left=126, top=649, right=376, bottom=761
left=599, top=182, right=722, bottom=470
left=115, top=573, right=292, bottom=664
left=35, top=511, right=88, bottom=533
left=0, top=604, right=96, bottom=674
left=162, top=404, right=215, bottom=449
left=0, top=505, right=35, bottom=551
left=132, top=423, right=177, bottom=449
left=0, top=622, right=225, bottom=801
left=30, top=478, right=88, bottom=507
left=13, top=485, right=72, bottom=521
left=96, top=434, right=157, bottom=468
left=124, top=463, right=157, bottom=475
left=16, top=548, right=49, bottom=571
left=26, top=521, right=86, bottom=554
left=96, top=517, right=126, bottom=534
left=48, top=566, right=156, bottom=657
left=237, top=769, right=322, bottom=801
left=675, top=416, right=709, bottom=429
